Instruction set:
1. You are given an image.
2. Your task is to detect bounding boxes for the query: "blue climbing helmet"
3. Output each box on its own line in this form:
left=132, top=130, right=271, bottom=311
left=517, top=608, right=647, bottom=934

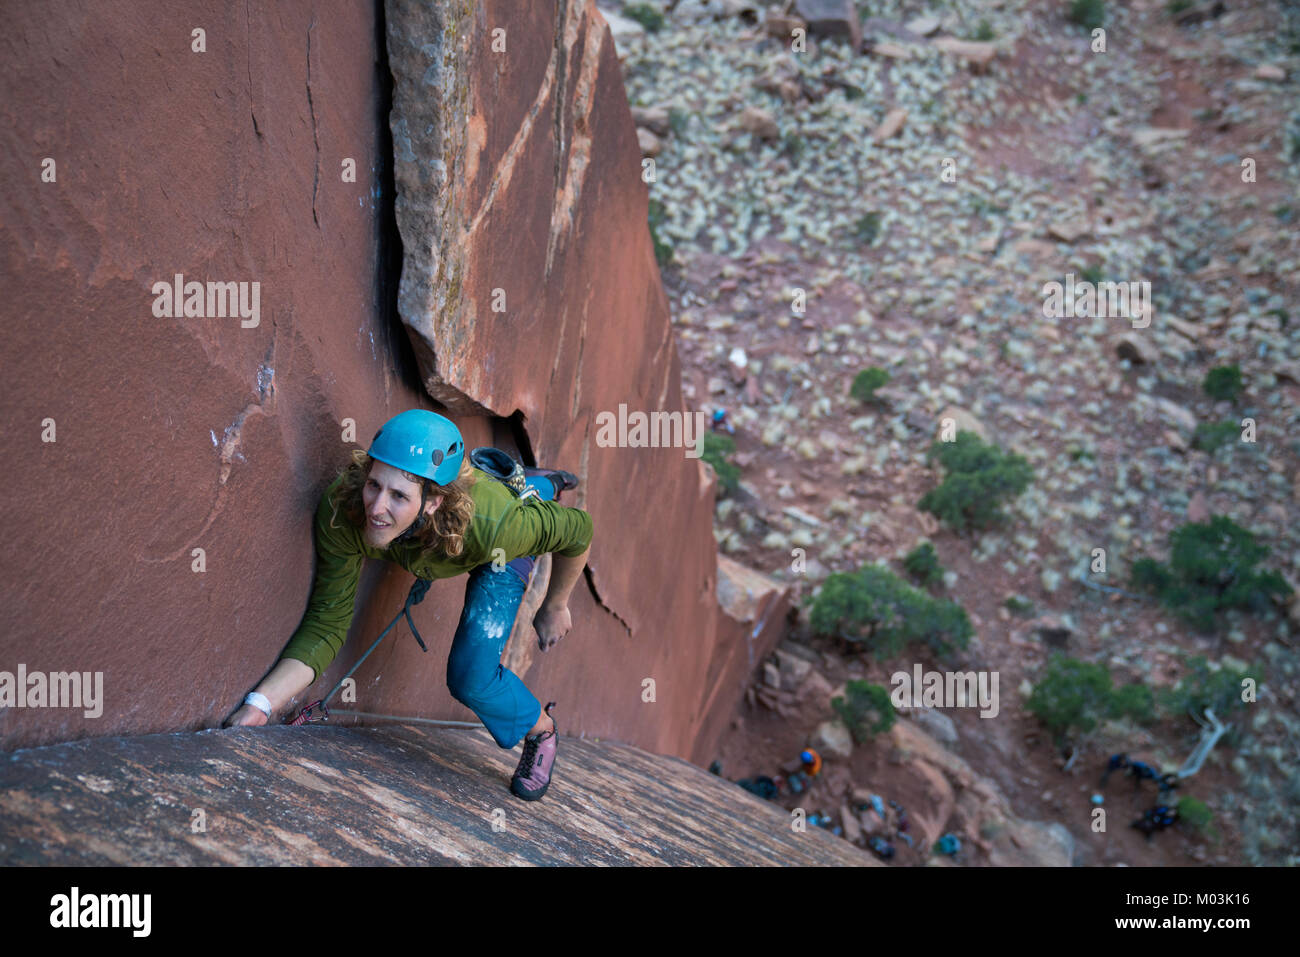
left=368, top=410, right=465, bottom=486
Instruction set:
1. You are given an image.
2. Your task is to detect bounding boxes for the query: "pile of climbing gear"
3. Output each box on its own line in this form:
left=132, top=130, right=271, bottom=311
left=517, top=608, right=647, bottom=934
left=737, top=775, right=779, bottom=800
left=1131, top=804, right=1179, bottom=840
left=868, top=836, right=895, bottom=860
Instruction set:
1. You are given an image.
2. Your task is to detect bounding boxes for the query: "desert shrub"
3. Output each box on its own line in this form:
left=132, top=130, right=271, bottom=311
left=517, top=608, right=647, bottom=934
left=809, top=563, right=972, bottom=659
left=1202, top=363, right=1243, bottom=402
left=903, top=541, right=944, bottom=588
left=700, top=432, right=740, bottom=495
left=1068, top=0, right=1105, bottom=30
left=853, top=211, right=882, bottom=245
left=918, top=431, right=1034, bottom=534
left=1190, top=421, right=1241, bottom=453
left=647, top=198, right=673, bottom=267
left=1177, top=796, right=1217, bottom=839
left=849, top=366, right=890, bottom=403
left=1128, top=515, right=1294, bottom=634
left=1159, top=655, right=1257, bottom=720
left=1025, top=654, right=1157, bottom=744
left=1111, top=682, right=1157, bottom=724
left=1004, top=594, right=1035, bottom=615
left=832, top=680, right=897, bottom=744
left=623, top=3, right=664, bottom=32
left=1026, top=654, right=1115, bottom=745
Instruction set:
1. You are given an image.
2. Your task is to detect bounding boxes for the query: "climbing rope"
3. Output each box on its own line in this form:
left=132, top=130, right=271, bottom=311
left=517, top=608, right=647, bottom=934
left=324, top=710, right=485, bottom=729
left=288, top=577, right=434, bottom=726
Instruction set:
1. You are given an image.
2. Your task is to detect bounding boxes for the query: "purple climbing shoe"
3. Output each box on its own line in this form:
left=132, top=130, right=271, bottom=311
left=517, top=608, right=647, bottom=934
left=511, top=702, right=559, bottom=801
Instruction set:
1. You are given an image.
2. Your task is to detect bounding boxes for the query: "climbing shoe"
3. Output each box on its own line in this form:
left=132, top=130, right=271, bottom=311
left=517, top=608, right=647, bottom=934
left=542, top=469, right=579, bottom=491
left=510, top=702, right=559, bottom=801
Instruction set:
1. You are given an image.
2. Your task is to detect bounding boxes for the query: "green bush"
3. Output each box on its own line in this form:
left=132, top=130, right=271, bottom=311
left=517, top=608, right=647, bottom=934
left=1177, top=796, right=1217, bottom=839
left=1026, top=654, right=1115, bottom=745
left=1159, top=655, right=1257, bottom=720
left=1004, top=594, right=1035, bottom=616
left=1025, top=654, right=1157, bottom=745
left=1128, top=515, right=1294, bottom=634
left=1203, top=364, right=1243, bottom=402
left=1111, top=682, right=1157, bottom=725
left=903, top=541, right=944, bottom=588
left=809, top=564, right=972, bottom=658
left=853, top=211, right=882, bottom=245
left=832, top=680, right=897, bottom=744
left=779, top=132, right=807, bottom=163
left=622, top=2, right=664, bottom=32
left=647, top=198, right=673, bottom=267
left=970, top=19, right=995, bottom=41
left=918, top=431, right=1034, bottom=534
left=1067, top=0, right=1105, bottom=30
left=1190, top=421, right=1241, bottom=453
left=849, top=366, right=890, bottom=403
left=700, top=432, right=740, bottom=496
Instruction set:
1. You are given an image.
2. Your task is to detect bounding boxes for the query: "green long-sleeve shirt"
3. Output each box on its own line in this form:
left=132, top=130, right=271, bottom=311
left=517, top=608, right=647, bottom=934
left=280, top=468, right=594, bottom=681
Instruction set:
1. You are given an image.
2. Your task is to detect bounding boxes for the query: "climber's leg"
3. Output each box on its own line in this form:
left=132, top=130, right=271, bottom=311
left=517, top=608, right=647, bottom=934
left=446, top=561, right=541, bottom=749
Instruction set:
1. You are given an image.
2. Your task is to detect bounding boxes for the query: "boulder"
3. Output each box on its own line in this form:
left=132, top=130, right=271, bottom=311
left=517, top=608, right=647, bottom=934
left=1115, top=333, right=1160, bottom=365
left=911, top=707, right=960, bottom=746
left=931, top=37, right=997, bottom=69
left=872, top=108, right=909, bottom=144
left=794, top=0, right=862, bottom=48
left=637, top=127, right=663, bottom=157
left=811, top=719, right=855, bottom=759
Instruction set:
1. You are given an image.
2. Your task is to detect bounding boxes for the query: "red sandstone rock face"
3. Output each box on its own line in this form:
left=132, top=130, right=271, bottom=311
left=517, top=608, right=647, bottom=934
left=0, top=1, right=787, bottom=767
left=0, top=724, right=875, bottom=866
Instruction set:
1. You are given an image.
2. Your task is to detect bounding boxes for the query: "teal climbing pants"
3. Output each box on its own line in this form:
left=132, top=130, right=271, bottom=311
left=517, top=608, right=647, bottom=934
left=445, top=469, right=556, bottom=749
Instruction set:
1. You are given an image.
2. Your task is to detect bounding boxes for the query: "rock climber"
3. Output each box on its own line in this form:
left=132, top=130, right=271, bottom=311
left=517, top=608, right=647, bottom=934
left=1099, top=752, right=1130, bottom=785
left=800, top=748, right=823, bottom=777
left=223, top=410, right=593, bottom=802
left=1127, top=760, right=1160, bottom=791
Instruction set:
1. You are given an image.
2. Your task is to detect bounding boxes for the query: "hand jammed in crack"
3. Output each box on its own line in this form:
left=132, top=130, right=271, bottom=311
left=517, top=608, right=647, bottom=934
left=532, top=601, right=573, bottom=653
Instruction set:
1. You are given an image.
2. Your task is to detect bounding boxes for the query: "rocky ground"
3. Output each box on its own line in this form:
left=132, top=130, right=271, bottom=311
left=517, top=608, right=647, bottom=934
left=607, top=0, right=1300, bottom=865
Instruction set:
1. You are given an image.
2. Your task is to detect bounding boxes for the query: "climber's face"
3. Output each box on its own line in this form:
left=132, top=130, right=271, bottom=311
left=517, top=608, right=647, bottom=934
left=363, top=460, right=443, bottom=548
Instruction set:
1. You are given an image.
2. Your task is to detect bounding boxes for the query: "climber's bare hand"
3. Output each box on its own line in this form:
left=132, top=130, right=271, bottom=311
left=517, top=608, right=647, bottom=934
left=224, top=703, right=269, bottom=728
left=533, top=602, right=572, bottom=653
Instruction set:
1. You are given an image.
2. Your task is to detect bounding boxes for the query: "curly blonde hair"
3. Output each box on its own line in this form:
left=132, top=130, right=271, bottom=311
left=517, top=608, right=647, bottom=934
left=328, top=449, right=477, bottom=557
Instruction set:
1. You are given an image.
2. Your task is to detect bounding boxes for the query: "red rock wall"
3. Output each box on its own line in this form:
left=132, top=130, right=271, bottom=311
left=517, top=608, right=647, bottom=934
left=0, top=0, right=786, bottom=765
